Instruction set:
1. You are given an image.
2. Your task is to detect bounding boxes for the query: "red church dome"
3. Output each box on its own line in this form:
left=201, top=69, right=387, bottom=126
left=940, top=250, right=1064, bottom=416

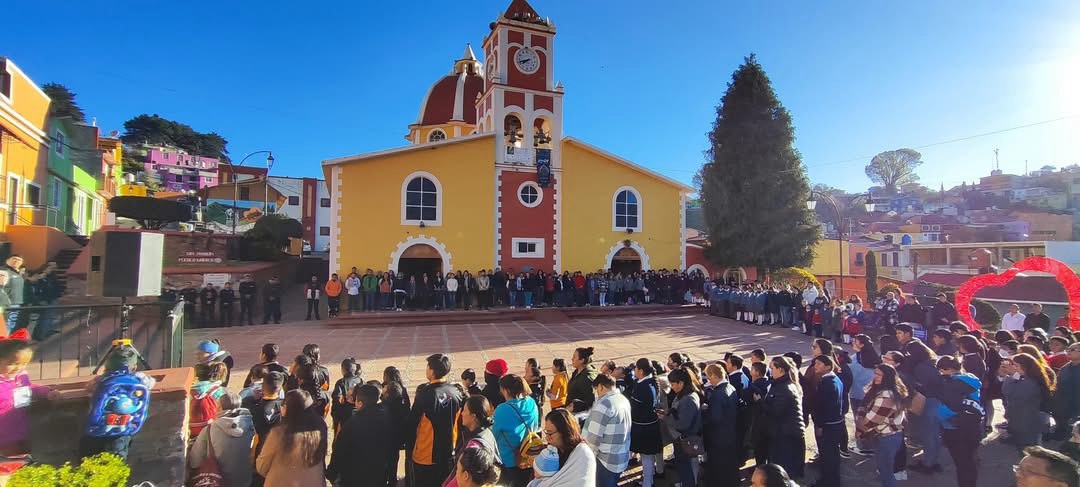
left=415, top=45, right=485, bottom=126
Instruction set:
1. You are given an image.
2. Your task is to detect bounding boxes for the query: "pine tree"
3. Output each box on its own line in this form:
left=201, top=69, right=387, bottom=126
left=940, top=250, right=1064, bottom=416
left=700, top=54, right=818, bottom=275
left=865, top=250, right=878, bottom=298
left=41, top=83, right=86, bottom=122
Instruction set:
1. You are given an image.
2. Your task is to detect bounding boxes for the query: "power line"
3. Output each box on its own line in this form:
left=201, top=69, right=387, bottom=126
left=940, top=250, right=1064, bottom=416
left=807, top=114, right=1080, bottom=169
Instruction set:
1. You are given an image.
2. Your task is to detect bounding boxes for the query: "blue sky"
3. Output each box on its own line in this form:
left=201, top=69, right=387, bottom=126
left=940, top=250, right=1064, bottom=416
left=3, top=0, right=1078, bottom=192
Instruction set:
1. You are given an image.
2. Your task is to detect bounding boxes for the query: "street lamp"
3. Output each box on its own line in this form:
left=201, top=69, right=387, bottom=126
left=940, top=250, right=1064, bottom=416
left=807, top=191, right=872, bottom=299
left=227, top=150, right=274, bottom=234
left=264, top=153, right=276, bottom=214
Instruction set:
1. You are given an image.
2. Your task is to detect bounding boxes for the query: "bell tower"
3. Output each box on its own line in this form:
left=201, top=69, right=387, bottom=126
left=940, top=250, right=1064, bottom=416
left=476, top=0, right=564, bottom=168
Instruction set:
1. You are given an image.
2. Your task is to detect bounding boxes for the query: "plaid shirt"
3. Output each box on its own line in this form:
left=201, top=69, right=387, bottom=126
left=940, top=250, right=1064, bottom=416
left=584, top=390, right=632, bottom=473
left=859, top=390, right=905, bottom=436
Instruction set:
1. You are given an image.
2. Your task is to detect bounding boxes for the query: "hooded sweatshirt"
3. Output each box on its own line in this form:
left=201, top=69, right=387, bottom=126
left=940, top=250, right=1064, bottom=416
left=189, top=408, right=256, bottom=487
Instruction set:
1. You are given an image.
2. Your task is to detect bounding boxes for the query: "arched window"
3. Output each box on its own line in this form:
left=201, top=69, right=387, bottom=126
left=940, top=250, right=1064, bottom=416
left=428, top=129, right=446, bottom=143
left=401, top=172, right=442, bottom=226
left=613, top=187, right=641, bottom=232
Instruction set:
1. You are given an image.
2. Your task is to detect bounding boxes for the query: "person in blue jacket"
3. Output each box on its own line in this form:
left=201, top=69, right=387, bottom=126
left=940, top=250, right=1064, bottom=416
left=811, top=355, right=845, bottom=487
left=491, top=374, right=540, bottom=487
left=935, top=355, right=984, bottom=487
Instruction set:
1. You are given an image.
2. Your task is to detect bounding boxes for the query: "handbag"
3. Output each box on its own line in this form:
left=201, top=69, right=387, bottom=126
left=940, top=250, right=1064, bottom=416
left=677, top=435, right=704, bottom=456
left=187, top=433, right=225, bottom=487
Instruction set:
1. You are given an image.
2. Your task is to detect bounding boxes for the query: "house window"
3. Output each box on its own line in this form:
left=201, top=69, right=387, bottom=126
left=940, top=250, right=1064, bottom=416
left=320, top=198, right=331, bottom=208
left=0, top=69, right=11, bottom=99
left=892, top=252, right=899, bottom=266
left=240, top=187, right=250, bottom=200
left=174, top=175, right=183, bottom=182
left=49, top=177, right=61, bottom=208
left=188, top=176, right=199, bottom=183
left=204, top=177, right=212, bottom=183
left=288, top=196, right=300, bottom=206
left=428, top=129, right=447, bottom=143
left=511, top=237, right=545, bottom=258
left=402, top=172, right=441, bottom=225
left=613, top=187, right=641, bottom=231
left=25, top=183, right=41, bottom=206
left=855, top=253, right=864, bottom=266
left=54, top=131, right=65, bottom=156
left=881, top=253, right=888, bottom=266
left=319, top=226, right=330, bottom=236
left=518, top=182, right=542, bottom=208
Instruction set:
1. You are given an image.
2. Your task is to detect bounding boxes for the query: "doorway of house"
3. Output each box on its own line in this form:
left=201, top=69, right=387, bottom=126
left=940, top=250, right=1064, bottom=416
left=397, top=244, right=444, bottom=280
left=610, top=247, right=642, bottom=274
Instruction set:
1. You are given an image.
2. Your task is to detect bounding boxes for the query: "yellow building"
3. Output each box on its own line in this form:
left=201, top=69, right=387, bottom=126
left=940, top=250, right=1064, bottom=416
left=324, top=0, right=692, bottom=277
left=0, top=57, right=50, bottom=229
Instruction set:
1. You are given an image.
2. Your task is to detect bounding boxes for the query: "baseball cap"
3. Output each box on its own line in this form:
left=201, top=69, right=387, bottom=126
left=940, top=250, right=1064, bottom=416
left=197, top=340, right=220, bottom=354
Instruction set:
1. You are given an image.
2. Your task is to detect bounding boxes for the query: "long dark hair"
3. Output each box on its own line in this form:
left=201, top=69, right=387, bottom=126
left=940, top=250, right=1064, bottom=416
left=463, top=394, right=494, bottom=429
left=956, top=335, right=986, bottom=360
left=865, top=363, right=908, bottom=401
left=383, top=366, right=410, bottom=409
left=281, top=390, right=328, bottom=467
left=853, top=334, right=882, bottom=368
left=769, top=356, right=801, bottom=394
left=667, top=368, right=702, bottom=399
left=753, top=463, right=794, bottom=487
left=905, top=341, right=937, bottom=367
left=812, top=338, right=834, bottom=357
left=1013, top=353, right=1055, bottom=407
left=545, top=408, right=583, bottom=465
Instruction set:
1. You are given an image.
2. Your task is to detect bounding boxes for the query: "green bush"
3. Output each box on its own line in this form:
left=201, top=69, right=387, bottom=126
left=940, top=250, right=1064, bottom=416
left=972, top=298, right=1002, bottom=331
left=8, top=453, right=130, bottom=487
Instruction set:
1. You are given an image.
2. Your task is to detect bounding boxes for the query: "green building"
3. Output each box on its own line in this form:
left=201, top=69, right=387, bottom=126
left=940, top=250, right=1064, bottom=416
left=46, top=116, right=106, bottom=235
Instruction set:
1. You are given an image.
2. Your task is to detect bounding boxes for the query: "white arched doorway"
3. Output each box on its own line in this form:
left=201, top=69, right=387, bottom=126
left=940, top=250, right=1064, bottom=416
left=390, top=235, right=452, bottom=278
left=604, top=240, right=651, bottom=273
left=687, top=264, right=709, bottom=277
left=722, top=267, right=748, bottom=284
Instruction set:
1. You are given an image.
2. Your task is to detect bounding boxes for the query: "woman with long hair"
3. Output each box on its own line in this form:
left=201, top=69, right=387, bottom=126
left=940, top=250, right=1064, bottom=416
left=936, top=356, right=984, bottom=487
left=492, top=374, right=540, bottom=487
left=750, top=463, right=798, bottom=487
left=849, top=334, right=881, bottom=454
left=534, top=408, right=596, bottom=486
left=856, top=364, right=908, bottom=487
left=1017, top=344, right=1058, bottom=388
left=382, top=380, right=410, bottom=487
left=444, top=395, right=497, bottom=487
left=1003, top=353, right=1056, bottom=447
left=547, top=358, right=569, bottom=409
left=661, top=368, right=702, bottom=487
left=803, top=339, right=834, bottom=424
left=904, top=341, right=945, bottom=474
left=761, top=356, right=805, bottom=479
left=454, top=440, right=500, bottom=487
left=255, top=390, right=328, bottom=486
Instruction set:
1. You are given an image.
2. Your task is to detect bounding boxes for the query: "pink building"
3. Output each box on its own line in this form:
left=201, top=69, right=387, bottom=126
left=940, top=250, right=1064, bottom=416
left=146, top=148, right=220, bottom=192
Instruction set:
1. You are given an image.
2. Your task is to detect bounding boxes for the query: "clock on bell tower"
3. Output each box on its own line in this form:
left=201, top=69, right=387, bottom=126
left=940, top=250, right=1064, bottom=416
left=476, top=0, right=564, bottom=168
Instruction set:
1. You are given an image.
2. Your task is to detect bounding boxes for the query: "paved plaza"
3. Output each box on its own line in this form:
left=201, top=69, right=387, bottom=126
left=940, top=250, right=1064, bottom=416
left=186, top=312, right=1026, bottom=487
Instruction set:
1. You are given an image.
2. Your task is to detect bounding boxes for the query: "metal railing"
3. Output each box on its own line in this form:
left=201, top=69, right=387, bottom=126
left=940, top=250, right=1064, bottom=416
left=14, top=300, right=186, bottom=381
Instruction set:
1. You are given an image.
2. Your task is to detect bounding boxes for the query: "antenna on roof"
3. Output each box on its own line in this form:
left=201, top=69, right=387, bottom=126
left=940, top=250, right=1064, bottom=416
left=993, top=148, right=999, bottom=171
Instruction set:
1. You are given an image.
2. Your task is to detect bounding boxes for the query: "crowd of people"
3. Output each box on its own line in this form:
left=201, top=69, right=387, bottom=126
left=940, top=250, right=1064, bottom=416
left=0, top=254, right=64, bottom=340
left=170, top=268, right=714, bottom=328
left=174, top=301, right=1080, bottom=487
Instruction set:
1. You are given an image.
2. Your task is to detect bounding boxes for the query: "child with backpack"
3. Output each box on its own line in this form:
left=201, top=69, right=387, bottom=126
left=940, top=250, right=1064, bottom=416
left=0, top=330, right=57, bottom=457
left=189, top=362, right=227, bottom=439
left=79, top=346, right=156, bottom=461
left=330, top=358, right=364, bottom=435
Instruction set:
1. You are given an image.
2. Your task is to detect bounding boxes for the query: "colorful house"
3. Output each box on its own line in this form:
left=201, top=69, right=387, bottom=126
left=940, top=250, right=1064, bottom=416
left=46, top=116, right=106, bottom=235
left=323, top=0, right=692, bottom=277
left=147, top=147, right=220, bottom=192
left=0, top=57, right=50, bottom=229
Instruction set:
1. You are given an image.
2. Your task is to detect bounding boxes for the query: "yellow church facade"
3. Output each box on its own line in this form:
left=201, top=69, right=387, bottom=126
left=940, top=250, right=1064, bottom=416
left=323, top=0, right=691, bottom=278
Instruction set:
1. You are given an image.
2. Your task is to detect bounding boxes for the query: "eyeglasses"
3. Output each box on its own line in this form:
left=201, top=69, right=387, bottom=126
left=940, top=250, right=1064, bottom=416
left=543, top=429, right=558, bottom=437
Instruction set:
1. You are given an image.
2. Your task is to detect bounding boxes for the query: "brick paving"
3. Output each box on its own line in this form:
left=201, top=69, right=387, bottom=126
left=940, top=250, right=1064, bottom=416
left=186, top=312, right=1025, bottom=487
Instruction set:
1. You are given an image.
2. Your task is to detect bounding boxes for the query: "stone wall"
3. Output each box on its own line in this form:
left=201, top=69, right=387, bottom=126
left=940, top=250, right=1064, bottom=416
left=32, top=367, right=194, bottom=486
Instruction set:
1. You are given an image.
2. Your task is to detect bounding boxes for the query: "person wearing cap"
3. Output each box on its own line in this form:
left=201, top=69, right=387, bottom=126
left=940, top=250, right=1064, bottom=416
left=931, top=293, right=957, bottom=328
left=195, top=339, right=234, bottom=387
left=78, top=347, right=157, bottom=461
left=482, top=359, right=509, bottom=409
left=530, top=446, right=561, bottom=485
left=1002, top=303, right=1026, bottom=332
left=237, top=274, right=258, bottom=326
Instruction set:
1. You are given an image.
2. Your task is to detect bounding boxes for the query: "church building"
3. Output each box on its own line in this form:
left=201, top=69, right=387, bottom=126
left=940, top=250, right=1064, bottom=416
left=323, top=0, right=697, bottom=278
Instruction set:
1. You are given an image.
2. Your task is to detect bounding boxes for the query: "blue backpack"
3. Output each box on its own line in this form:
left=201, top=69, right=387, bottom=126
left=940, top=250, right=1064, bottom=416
left=85, top=370, right=151, bottom=438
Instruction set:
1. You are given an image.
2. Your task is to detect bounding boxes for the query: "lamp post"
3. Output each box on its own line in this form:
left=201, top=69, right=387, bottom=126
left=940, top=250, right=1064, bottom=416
left=263, top=154, right=275, bottom=214
left=227, top=150, right=274, bottom=234
left=807, top=191, right=874, bottom=299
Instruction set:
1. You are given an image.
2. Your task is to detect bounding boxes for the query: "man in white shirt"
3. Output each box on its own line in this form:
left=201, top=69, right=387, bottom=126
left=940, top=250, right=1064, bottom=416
left=1001, top=303, right=1026, bottom=332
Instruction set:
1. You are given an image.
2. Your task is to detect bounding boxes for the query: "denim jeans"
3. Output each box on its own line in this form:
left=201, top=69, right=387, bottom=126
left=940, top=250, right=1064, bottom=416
left=524, top=291, right=533, bottom=307
left=674, top=446, right=697, bottom=487
left=6, top=309, right=22, bottom=334
left=599, top=292, right=608, bottom=306
left=875, top=431, right=904, bottom=487
left=595, top=460, right=620, bottom=487
left=364, top=291, right=376, bottom=311
left=447, top=291, right=457, bottom=309
left=915, top=399, right=943, bottom=466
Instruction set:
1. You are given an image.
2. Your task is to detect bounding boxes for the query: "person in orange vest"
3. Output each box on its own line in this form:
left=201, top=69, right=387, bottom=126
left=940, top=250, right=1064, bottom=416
left=324, top=273, right=343, bottom=319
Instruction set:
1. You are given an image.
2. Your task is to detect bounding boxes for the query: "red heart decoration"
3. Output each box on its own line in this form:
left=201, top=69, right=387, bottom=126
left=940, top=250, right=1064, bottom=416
left=956, top=256, right=1080, bottom=331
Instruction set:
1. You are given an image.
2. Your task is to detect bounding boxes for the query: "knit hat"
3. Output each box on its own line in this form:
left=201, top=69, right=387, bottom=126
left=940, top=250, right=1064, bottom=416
left=533, top=446, right=560, bottom=478
left=197, top=340, right=220, bottom=354
left=485, top=359, right=508, bottom=377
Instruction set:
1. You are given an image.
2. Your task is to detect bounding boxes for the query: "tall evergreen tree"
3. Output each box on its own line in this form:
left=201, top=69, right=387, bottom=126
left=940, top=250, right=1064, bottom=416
left=700, top=54, right=818, bottom=275
left=865, top=250, right=878, bottom=298
left=42, top=83, right=86, bottom=122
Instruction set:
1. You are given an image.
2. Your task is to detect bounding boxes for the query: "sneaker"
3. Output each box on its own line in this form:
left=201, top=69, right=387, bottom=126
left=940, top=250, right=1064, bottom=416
left=894, top=471, right=908, bottom=481
left=853, top=447, right=874, bottom=457
left=839, top=449, right=852, bottom=459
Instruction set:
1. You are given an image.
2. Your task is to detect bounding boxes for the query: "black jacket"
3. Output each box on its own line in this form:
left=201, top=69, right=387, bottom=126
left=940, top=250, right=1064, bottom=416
left=482, top=372, right=506, bottom=409
left=238, top=280, right=257, bottom=299
left=762, top=375, right=805, bottom=440
left=704, top=381, right=739, bottom=450
left=327, top=404, right=392, bottom=487
left=218, top=289, right=235, bottom=307
left=812, top=373, right=844, bottom=426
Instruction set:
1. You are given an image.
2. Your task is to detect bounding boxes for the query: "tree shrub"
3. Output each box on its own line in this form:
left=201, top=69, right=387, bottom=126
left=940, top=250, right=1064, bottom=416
left=8, top=453, right=130, bottom=487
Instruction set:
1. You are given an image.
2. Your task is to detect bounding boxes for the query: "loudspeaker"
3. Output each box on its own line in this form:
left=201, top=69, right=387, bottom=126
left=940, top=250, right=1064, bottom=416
left=86, top=232, right=165, bottom=298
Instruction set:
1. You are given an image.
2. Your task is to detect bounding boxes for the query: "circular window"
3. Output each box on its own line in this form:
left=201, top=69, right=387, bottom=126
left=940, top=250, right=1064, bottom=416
left=518, top=182, right=543, bottom=208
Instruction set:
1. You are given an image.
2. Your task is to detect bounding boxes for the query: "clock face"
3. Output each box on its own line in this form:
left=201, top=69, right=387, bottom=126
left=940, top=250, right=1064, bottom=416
left=514, top=47, right=540, bottom=74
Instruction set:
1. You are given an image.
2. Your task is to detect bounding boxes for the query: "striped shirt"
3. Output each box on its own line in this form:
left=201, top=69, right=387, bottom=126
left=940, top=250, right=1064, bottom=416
left=584, top=390, right=632, bottom=473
